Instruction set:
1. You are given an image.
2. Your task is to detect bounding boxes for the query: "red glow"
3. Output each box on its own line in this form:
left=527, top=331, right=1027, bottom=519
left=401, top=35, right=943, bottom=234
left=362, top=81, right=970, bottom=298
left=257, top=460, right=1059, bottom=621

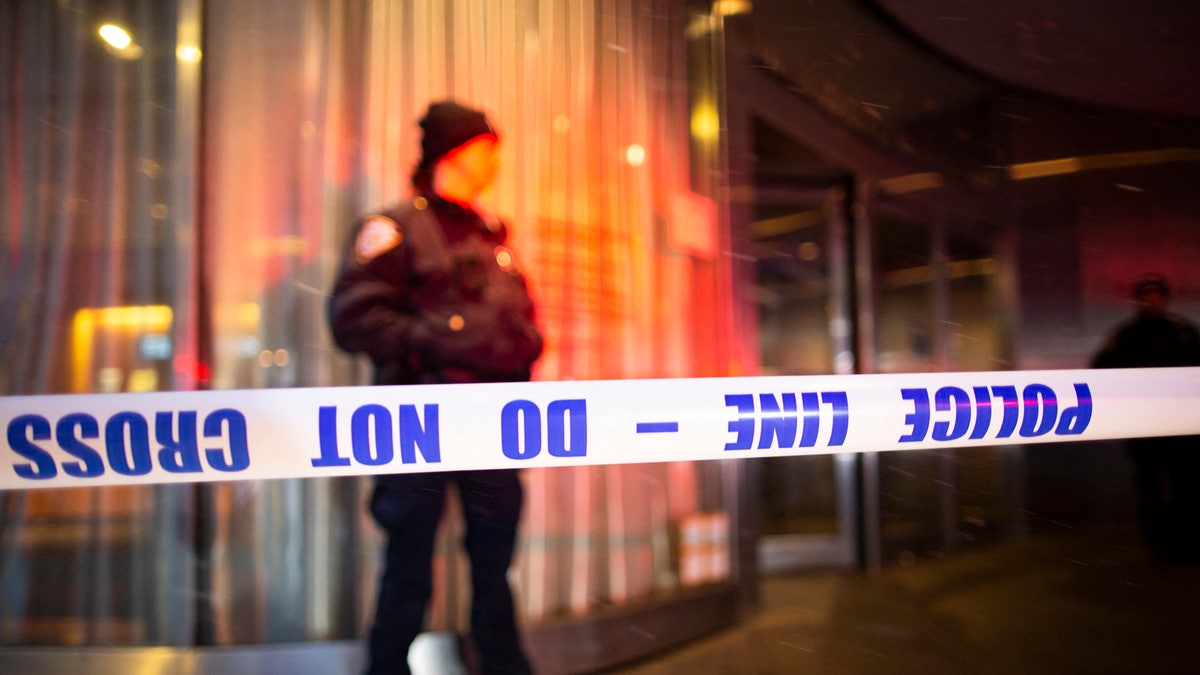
left=174, top=355, right=212, bottom=386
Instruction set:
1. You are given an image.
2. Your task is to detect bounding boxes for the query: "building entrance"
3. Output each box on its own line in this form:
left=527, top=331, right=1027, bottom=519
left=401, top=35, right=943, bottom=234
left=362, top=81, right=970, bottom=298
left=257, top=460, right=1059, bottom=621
left=751, top=118, right=859, bottom=571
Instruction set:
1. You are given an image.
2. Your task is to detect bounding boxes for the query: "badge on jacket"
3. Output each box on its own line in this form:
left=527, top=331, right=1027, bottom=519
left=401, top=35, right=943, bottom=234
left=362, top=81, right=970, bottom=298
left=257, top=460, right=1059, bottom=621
left=355, top=215, right=402, bottom=263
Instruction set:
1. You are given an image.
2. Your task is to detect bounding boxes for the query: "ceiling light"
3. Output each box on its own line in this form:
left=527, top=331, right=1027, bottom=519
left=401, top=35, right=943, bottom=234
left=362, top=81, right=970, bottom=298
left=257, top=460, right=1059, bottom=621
left=625, top=144, right=646, bottom=167
left=99, top=24, right=132, bottom=49
left=177, top=45, right=202, bottom=62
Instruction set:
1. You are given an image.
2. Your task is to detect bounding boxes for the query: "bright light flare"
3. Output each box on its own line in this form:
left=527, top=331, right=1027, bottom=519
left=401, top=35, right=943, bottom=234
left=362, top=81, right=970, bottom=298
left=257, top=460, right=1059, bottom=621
left=99, top=23, right=143, bottom=59
left=625, top=144, right=646, bottom=167
left=690, top=104, right=720, bottom=142
left=712, top=0, right=752, bottom=17
left=177, top=45, right=203, bottom=62
left=99, top=24, right=132, bottom=49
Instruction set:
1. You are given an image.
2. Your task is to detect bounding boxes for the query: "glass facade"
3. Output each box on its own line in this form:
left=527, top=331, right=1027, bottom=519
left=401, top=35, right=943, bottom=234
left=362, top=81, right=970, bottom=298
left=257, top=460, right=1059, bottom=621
left=1, top=0, right=201, bottom=646
left=723, top=5, right=1021, bottom=572
left=1, top=0, right=1044, bottom=667
left=2, top=0, right=737, bottom=650
left=749, top=115, right=859, bottom=570
left=870, top=213, right=1017, bottom=564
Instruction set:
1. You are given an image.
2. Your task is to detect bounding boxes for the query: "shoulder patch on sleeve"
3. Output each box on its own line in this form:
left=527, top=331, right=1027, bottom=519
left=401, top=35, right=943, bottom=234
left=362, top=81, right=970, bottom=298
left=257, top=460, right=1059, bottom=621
left=355, top=215, right=402, bottom=263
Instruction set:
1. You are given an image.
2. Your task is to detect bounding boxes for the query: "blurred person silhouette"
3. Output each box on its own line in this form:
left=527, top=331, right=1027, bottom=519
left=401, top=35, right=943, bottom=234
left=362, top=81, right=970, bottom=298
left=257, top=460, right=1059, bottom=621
left=330, top=101, right=542, bottom=674
left=1093, top=273, right=1200, bottom=563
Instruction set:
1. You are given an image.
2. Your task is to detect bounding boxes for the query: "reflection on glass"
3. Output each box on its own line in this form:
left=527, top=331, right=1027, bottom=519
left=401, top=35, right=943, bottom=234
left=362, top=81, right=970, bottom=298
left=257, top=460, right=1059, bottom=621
left=947, top=233, right=1013, bottom=549
left=875, top=216, right=935, bottom=374
left=873, top=216, right=942, bottom=562
left=750, top=115, right=856, bottom=568
left=755, top=206, right=841, bottom=542
left=871, top=217, right=1015, bottom=563
left=196, top=0, right=733, bottom=648
left=1, top=0, right=197, bottom=649
left=71, top=306, right=173, bottom=393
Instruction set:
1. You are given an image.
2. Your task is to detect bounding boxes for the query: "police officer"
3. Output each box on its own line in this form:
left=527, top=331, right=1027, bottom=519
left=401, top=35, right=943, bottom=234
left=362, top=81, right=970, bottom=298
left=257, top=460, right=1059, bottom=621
left=1093, top=273, right=1200, bottom=563
left=330, top=101, right=541, bottom=674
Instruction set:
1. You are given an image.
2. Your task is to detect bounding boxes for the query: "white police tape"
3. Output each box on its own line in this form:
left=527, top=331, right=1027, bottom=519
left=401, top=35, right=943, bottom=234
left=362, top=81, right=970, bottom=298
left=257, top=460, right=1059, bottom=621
left=2, top=367, right=1198, bottom=490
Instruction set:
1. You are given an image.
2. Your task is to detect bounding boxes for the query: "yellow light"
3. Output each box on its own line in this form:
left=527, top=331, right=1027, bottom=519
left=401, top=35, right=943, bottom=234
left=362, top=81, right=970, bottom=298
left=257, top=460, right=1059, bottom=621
left=690, top=104, right=720, bottom=142
left=751, top=209, right=823, bottom=239
left=237, top=303, right=262, bottom=330
left=177, top=45, right=203, bottom=62
left=90, top=305, right=173, bottom=330
left=1008, top=148, right=1200, bottom=180
left=553, top=115, right=571, bottom=134
left=99, top=24, right=132, bottom=49
left=712, top=0, right=752, bottom=17
left=883, top=258, right=996, bottom=288
left=126, top=368, right=159, bottom=393
left=72, top=305, right=173, bottom=392
left=879, top=172, right=944, bottom=195
left=625, top=144, right=646, bottom=167
left=685, top=14, right=718, bottom=38
left=1008, top=157, right=1083, bottom=181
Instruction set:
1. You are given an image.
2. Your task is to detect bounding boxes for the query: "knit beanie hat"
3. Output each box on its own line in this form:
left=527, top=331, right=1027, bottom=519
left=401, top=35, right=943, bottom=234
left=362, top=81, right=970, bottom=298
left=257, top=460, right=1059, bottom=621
left=417, top=101, right=497, bottom=171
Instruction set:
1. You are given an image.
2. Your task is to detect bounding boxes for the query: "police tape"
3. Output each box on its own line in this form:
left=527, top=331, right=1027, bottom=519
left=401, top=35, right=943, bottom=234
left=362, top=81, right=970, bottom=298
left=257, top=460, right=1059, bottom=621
left=2, top=367, right=1198, bottom=490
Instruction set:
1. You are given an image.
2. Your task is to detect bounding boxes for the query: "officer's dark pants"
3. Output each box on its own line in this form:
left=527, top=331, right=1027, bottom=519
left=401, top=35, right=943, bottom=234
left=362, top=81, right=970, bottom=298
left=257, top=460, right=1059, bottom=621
left=366, top=470, right=532, bottom=675
left=1130, top=436, right=1200, bottom=564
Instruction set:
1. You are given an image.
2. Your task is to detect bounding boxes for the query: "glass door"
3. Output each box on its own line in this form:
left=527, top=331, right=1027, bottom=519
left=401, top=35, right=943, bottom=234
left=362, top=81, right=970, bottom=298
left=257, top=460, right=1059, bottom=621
left=751, top=119, right=858, bottom=572
left=869, top=210, right=1017, bottom=565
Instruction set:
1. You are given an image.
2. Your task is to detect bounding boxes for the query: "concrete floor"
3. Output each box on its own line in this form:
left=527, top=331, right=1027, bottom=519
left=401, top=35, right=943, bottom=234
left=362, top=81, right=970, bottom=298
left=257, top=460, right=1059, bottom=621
left=608, top=526, right=1200, bottom=674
